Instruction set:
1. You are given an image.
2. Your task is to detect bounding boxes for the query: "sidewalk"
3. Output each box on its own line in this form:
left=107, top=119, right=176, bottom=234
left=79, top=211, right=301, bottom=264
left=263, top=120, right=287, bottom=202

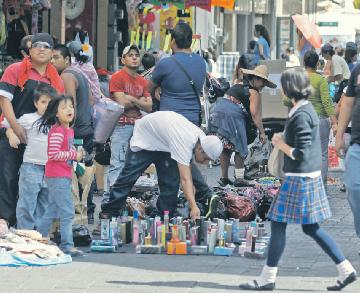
left=1, top=169, right=359, bottom=293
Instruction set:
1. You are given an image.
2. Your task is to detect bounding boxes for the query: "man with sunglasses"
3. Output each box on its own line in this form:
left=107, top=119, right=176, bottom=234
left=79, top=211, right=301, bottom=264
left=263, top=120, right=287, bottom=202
left=0, top=33, right=64, bottom=227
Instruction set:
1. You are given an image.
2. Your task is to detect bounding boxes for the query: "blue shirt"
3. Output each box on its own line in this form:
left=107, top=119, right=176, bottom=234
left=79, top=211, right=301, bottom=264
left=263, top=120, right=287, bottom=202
left=151, top=52, right=206, bottom=126
left=255, top=36, right=270, bottom=61
left=300, top=40, right=313, bottom=60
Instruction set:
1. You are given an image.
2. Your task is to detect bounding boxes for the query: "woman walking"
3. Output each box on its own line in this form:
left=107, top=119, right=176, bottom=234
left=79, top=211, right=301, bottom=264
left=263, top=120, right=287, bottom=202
left=239, top=68, right=356, bottom=291
left=254, top=24, right=271, bottom=61
left=208, top=65, right=276, bottom=187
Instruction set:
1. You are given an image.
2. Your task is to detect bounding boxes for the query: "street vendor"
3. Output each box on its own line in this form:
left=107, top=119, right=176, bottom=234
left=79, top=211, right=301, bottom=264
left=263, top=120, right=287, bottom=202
left=100, top=111, right=223, bottom=220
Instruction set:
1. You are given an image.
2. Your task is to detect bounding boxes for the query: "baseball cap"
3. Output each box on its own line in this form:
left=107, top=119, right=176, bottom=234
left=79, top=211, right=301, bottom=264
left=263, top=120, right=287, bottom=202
left=67, top=41, right=83, bottom=55
left=122, top=45, right=140, bottom=57
left=321, top=43, right=333, bottom=54
left=31, top=33, right=54, bottom=48
left=346, top=42, right=357, bottom=51
left=199, top=135, right=223, bottom=161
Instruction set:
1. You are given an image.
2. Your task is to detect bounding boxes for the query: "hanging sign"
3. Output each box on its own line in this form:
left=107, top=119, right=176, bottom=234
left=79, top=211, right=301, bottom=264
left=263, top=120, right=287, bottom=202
left=186, top=0, right=211, bottom=12
left=211, top=0, right=235, bottom=10
left=149, top=0, right=185, bottom=10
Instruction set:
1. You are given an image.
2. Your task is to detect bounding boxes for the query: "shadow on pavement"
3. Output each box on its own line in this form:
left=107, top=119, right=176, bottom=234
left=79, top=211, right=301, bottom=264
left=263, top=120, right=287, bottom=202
left=106, top=280, right=320, bottom=292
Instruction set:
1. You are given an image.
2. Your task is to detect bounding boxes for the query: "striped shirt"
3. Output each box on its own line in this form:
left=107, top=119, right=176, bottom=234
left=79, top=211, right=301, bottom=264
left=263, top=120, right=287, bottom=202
left=45, top=124, right=76, bottom=178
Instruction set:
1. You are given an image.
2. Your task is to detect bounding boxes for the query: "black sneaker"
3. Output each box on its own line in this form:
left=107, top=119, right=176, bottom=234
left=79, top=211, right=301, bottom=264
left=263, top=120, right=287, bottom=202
left=218, top=178, right=234, bottom=186
left=234, top=178, right=255, bottom=187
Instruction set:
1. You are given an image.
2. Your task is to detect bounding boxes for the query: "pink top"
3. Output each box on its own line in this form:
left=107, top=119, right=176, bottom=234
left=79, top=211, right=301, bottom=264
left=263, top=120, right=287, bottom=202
left=45, top=124, right=77, bottom=178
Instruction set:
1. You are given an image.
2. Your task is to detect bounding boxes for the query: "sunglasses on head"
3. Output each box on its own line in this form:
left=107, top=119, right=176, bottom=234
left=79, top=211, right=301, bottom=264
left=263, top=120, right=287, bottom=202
left=32, top=42, right=52, bottom=50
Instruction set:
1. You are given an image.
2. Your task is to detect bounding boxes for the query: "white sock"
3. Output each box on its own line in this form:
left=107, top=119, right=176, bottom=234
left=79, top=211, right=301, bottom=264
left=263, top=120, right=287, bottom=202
left=255, top=265, right=278, bottom=286
left=234, top=168, right=245, bottom=179
left=337, top=260, right=356, bottom=282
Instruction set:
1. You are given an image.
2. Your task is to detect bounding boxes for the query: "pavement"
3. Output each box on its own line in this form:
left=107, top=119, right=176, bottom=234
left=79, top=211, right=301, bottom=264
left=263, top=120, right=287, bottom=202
left=1, top=168, right=360, bottom=293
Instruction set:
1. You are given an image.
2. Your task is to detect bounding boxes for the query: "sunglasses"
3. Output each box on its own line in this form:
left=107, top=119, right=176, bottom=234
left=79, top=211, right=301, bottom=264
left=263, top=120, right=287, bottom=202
left=32, top=43, right=52, bottom=50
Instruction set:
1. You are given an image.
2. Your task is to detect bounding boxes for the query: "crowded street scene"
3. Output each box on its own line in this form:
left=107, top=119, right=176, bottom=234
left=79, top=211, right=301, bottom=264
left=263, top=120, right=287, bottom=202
left=1, top=0, right=360, bottom=292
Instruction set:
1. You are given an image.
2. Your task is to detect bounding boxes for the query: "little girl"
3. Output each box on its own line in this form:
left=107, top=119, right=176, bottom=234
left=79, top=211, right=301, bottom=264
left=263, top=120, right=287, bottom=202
left=37, top=95, right=84, bottom=257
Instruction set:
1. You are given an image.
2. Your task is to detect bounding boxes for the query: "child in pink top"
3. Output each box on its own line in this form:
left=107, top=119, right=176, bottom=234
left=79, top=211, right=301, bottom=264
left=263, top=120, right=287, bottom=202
left=37, top=95, right=84, bottom=257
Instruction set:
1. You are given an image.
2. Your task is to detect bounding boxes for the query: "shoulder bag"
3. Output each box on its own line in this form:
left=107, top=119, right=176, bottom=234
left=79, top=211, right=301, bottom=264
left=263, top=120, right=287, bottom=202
left=171, top=57, right=202, bottom=126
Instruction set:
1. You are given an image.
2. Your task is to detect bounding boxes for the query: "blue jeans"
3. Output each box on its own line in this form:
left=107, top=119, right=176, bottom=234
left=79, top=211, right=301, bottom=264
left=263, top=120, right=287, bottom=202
left=319, top=117, right=331, bottom=186
left=37, top=178, right=75, bottom=252
left=267, top=221, right=345, bottom=267
left=16, top=163, right=48, bottom=229
left=345, top=143, right=360, bottom=238
left=101, top=148, right=180, bottom=217
left=108, top=124, right=134, bottom=187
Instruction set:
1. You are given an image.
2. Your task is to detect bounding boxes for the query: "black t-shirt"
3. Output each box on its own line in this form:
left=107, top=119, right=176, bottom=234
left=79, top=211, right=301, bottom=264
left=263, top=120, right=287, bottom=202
left=346, top=64, right=360, bottom=145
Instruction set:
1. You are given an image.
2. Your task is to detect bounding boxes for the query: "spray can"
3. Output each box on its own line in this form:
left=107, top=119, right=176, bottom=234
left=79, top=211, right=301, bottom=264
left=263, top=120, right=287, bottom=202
left=101, top=218, right=110, bottom=240
left=164, top=210, right=170, bottom=233
left=232, top=219, right=240, bottom=244
left=132, top=211, right=140, bottom=246
left=110, top=217, right=118, bottom=247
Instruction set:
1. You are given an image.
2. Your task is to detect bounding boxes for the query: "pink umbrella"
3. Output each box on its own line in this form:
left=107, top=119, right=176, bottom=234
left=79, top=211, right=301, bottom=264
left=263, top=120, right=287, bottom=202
left=292, top=14, right=322, bottom=49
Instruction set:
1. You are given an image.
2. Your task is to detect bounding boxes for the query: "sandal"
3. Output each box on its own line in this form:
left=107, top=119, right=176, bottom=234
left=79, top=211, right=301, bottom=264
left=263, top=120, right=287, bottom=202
left=327, top=272, right=357, bottom=291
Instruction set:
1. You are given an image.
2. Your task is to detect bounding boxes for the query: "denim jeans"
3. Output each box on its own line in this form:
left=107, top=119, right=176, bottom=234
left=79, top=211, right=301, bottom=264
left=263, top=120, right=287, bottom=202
left=16, top=163, right=48, bottom=229
left=345, top=143, right=360, bottom=238
left=37, top=178, right=75, bottom=252
left=0, top=136, right=24, bottom=225
left=108, top=124, right=134, bottom=187
left=319, top=117, right=331, bottom=186
left=102, top=148, right=180, bottom=217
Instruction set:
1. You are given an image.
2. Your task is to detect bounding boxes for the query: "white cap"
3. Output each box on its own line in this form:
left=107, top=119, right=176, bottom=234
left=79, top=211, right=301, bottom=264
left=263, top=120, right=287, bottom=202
left=199, top=135, right=223, bottom=161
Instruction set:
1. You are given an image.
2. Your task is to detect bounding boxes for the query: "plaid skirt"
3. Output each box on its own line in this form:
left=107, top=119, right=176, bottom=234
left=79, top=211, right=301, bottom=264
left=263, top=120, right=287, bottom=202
left=267, top=175, right=331, bottom=224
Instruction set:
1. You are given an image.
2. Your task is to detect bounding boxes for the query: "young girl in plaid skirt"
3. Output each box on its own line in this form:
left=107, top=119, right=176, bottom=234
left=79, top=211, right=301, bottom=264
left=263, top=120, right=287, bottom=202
left=240, top=68, right=356, bottom=291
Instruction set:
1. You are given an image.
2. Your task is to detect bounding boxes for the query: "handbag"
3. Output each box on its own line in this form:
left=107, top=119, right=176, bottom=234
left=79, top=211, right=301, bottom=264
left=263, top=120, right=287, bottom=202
left=93, top=98, right=124, bottom=144
left=268, top=146, right=285, bottom=179
left=206, top=74, right=230, bottom=103
left=225, top=192, right=256, bottom=222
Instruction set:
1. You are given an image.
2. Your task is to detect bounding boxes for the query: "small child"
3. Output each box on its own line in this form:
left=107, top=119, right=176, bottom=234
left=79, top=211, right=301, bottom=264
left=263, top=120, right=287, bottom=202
left=36, top=95, right=84, bottom=257
left=5, top=84, right=57, bottom=230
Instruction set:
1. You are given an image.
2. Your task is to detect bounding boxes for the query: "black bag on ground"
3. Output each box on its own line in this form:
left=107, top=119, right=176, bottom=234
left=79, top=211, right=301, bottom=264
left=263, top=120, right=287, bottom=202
left=72, top=224, right=92, bottom=246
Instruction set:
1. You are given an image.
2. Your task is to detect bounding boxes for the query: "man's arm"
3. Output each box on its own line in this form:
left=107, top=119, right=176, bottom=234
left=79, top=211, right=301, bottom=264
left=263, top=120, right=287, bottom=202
left=0, top=96, right=26, bottom=143
left=61, top=73, right=78, bottom=109
left=327, top=74, right=343, bottom=83
left=148, top=80, right=160, bottom=101
left=177, top=163, right=200, bottom=220
left=132, top=96, right=152, bottom=113
left=335, top=95, right=355, bottom=156
left=112, top=92, right=136, bottom=109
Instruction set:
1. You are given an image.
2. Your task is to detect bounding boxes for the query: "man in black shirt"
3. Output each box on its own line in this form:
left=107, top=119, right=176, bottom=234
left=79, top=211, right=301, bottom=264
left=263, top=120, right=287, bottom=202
left=336, top=63, right=360, bottom=247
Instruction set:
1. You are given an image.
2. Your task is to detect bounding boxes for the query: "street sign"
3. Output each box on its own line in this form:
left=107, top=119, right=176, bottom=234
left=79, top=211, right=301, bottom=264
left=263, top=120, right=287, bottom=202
left=317, top=21, right=338, bottom=27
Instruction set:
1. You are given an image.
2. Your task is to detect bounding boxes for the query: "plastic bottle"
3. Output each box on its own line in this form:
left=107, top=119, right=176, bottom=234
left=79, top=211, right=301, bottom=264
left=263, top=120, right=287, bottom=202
left=132, top=211, right=140, bottom=246
left=164, top=210, right=170, bottom=233
left=110, top=217, right=118, bottom=247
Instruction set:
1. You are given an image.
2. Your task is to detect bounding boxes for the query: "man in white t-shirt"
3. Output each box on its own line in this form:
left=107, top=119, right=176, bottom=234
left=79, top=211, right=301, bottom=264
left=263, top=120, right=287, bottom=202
left=322, top=43, right=351, bottom=102
left=101, top=111, right=223, bottom=220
